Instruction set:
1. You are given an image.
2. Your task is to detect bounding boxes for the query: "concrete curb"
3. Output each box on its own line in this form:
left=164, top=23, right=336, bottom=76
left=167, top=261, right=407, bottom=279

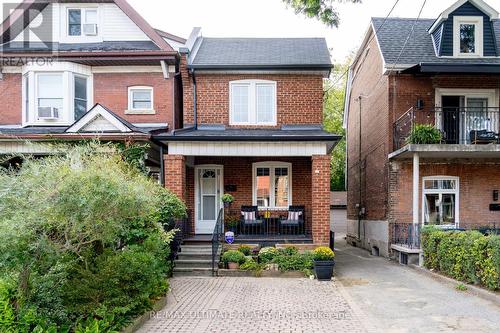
left=121, top=293, right=169, bottom=333
left=218, top=269, right=306, bottom=278
left=409, top=264, right=500, bottom=306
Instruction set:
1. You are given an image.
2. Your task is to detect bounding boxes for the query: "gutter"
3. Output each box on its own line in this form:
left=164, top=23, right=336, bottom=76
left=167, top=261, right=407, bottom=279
left=153, top=134, right=342, bottom=142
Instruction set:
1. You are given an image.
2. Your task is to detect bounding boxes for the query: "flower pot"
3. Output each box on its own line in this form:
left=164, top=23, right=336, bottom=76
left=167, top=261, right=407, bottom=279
left=313, top=260, right=335, bottom=281
left=223, top=202, right=232, bottom=208
left=227, top=262, right=240, bottom=270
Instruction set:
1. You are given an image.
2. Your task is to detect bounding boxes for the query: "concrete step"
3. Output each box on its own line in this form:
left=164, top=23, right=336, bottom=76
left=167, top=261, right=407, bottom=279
left=173, top=267, right=215, bottom=277
left=175, top=259, right=215, bottom=269
left=177, top=253, right=213, bottom=261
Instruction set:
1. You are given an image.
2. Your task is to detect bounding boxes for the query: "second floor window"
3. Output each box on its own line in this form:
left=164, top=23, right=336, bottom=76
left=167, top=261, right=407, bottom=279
left=68, top=8, right=98, bottom=37
left=230, top=80, right=277, bottom=125
left=128, top=86, right=154, bottom=113
left=453, top=16, right=483, bottom=57
left=37, top=74, right=64, bottom=120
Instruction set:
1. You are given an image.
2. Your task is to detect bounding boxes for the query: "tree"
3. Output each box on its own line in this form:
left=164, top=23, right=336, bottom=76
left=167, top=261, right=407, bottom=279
left=282, top=0, right=361, bottom=27
left=324, top=61, right=349, bottom=191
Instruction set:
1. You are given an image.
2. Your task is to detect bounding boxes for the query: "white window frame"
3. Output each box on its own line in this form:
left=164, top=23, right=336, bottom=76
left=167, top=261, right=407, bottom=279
left=252, top=162, right=292, bottom=210
left=126, top=86, right=155, bottom=114
left=422, top=176, right=459, bottom=228
left=36, top=72, right=64, bottom=121
left=453, top=16, right=483, bottom=57
left=60, top=5, right=102, bottom=43
left=229, top=80, right=277, bottom=126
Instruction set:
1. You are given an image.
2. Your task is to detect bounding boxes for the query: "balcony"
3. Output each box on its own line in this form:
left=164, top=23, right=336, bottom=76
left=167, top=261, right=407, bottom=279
left=393, top=107, right=500, bottom=151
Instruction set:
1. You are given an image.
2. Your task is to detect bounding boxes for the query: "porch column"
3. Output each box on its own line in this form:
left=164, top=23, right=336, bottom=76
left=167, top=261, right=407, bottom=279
left=413, top=153, right=419, bottom=225
left=311, top=155, right=331, bottom=246
left=164, top=154, right=186, bottom=203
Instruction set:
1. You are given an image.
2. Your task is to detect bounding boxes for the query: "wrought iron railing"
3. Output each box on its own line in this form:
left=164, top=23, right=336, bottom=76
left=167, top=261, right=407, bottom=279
left=391, top=223, right=421, bottom=249
left=166, top=210, right=191, bottom=262
left=211, top=208, right=224, bottom=275
left=393, top=107, right=500, bottom=150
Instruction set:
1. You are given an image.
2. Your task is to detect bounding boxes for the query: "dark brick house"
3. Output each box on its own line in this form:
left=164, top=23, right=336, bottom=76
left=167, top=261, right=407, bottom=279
left=345, top=0, right=500, bottom=257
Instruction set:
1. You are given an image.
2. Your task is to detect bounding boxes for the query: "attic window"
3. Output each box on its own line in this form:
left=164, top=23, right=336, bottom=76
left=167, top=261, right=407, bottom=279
left=68, top=8, right=98, bottom=37
left=453, top=16, right=483, bottom=57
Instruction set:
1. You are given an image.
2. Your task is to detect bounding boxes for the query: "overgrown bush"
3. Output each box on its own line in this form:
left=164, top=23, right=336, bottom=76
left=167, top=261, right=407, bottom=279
left=237, top=245, right=253, bottom=256
left=258, top=247, right=279, bottom=263
left=222, top=250, right=246, bottom=264
left=0, top=143, right=186, bottom=332
left=271, top=253, right=313, bottom=272
left=421, top=227, right=500, bottom=290
left=406, top=124, right=442, bottom=144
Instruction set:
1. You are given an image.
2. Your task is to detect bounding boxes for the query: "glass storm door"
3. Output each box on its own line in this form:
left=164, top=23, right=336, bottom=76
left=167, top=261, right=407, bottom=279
left=195, top=166, right=223, bottom=234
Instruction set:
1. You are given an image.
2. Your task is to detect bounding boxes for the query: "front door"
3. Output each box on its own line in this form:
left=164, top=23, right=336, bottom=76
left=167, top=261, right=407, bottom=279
left=195, top=166, right=223, bottom=234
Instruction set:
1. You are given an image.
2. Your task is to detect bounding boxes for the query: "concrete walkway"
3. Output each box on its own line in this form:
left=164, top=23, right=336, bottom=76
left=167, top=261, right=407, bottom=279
left=334, top=236, right=500, bottom=333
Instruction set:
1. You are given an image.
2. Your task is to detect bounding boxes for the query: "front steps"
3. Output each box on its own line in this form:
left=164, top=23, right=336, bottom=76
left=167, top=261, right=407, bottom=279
left=173, top=242, right=220, bottom=277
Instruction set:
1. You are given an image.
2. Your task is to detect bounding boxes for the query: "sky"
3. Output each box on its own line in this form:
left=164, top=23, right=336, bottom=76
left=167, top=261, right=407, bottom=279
left=2, top=0, right=500, bottom=63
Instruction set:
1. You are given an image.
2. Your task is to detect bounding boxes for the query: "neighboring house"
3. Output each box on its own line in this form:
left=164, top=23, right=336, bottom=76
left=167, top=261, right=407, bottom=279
left=331, top=191, right=347, bottom=236
left=0, top=1, right=339, bottom=247
left=155, top=36, right=338, bottom=246
left=345, top=0, right=500, bottom=257
left=0, top=0, right=185, bottom=178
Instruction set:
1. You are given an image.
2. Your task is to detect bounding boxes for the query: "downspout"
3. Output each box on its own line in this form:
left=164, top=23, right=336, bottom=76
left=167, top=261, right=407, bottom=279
left=358, top=96, right=362, bottom=241
left=192, top=69, right=197, bottom=129
left=159, top=144, right=165, bottom=186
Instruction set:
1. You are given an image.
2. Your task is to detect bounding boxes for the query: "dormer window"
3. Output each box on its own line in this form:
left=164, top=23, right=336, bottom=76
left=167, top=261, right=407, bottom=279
left=453, top=16, right=483, bottom=57
left=68, top=8, right=98, bottom=37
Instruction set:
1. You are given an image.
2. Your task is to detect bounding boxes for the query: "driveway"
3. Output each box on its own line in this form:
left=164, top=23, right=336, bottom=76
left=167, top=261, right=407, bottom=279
left=138, top=239, right=500, bottom=333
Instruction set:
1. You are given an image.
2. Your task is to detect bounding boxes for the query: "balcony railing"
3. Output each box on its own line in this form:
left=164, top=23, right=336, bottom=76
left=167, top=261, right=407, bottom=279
left=393, top=107, right=500, bottom=150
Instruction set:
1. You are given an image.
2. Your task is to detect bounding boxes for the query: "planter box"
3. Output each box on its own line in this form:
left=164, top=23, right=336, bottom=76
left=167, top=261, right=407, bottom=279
left=313, top=260, right=335, bottom=281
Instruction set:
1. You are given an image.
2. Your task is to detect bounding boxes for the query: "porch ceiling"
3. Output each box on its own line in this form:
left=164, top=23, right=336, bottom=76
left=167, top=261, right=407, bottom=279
left=389, top=144, right=500, bottom=160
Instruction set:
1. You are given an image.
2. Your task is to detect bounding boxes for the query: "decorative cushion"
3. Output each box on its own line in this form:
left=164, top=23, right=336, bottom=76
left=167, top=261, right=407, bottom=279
left=242, top=211, right=256, bottom=221
left=287, top=211, right=302, bottom=221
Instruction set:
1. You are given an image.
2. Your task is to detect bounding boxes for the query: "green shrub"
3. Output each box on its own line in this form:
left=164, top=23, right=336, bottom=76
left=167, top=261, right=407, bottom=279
left=239, top=257, right=259, bottom=271
left=0, top=143, right=184, bottom=331
left=278, top=246, right=299, bottom=256
left=221, top=250, right=246, bottom=264
left=272, top=253, right=313, bottom=271
left=312, top=247, right=335, bottom=261
left=237, top=245, right=253, bottom=256
left=258, top=247, right=279, bottom=263
left=422, top=228, right=500, bottom=290
left=407, top=124, right=442, bottom=144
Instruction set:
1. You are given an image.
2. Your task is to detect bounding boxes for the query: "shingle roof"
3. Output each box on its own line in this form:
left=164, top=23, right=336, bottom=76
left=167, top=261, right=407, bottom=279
left=0, top=41, right=160, bottom=53
left=372, top=17, right=500, bottom=66
left=190, top=37, right=332, bottom=68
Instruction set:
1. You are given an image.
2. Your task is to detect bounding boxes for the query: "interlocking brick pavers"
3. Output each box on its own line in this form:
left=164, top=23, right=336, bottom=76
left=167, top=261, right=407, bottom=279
left=138, top=277, right=371, bottom=333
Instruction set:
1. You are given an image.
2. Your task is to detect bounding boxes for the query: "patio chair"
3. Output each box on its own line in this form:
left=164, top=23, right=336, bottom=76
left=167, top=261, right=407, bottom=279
left=279, top=206, right=305, bottom=235
left=240, top=206, right=265, bottom=235
left=469, top=129, right=499, bottom=144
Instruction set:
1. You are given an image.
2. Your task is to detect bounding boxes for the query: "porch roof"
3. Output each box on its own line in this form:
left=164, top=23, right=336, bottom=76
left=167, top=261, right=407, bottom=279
left=389, top=144, right=500, bottom=160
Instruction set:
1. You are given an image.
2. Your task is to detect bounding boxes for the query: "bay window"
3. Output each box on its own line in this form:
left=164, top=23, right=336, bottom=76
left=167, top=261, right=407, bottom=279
left=253, top=162, right=291, bottom=209
left=422, top=176, right=459, bottom=227
left=74, top=76, right=88, bottom=120
left=230, top=80, right=276, bottom=125
left=37, top=73, right=63, bottom=119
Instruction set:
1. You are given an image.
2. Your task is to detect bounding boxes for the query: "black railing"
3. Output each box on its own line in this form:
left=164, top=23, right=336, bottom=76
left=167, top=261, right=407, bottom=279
left=211, top=208, right=224, bottom=275
left=393, top=107, right=500, bottom=150
left=391, top=223, right=421, bottom=249
left=166, top=210, right=191, bottom=262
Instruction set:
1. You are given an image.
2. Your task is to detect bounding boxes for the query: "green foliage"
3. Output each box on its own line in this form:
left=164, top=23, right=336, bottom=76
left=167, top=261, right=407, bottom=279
left=282, top=0, right=362, bottom=28
left=225, top=216, right=240, bottom=229
left=115, top=142, right=149, bottom=175
left=221, top=250, right=246, bottom=264
left=221, top=194, right=234, bottom=204
left=258, top=247, right=280, bottom=263
left=271, top=252, right=314, bottom=272
left=313, top=247, right=335, bottom=261
left=237, top=245, right=253, bottom=256
left=0, top=143, right=185, bottom=331
left=407, top=124, right=442, bottom=144
left=455, top=283, right=468, bottom=292
left=277, top=246, right=299, bottom=256
left=422, top=228, right=500, bottom=290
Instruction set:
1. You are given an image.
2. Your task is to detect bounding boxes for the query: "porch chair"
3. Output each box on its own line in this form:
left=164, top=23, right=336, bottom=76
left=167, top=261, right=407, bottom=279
left=240, top=206, right=265, bottom=235
left=279, top=206, right=305, bottom=235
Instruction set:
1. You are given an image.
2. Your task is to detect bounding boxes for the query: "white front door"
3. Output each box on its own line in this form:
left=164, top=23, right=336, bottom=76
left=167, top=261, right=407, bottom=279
left=195, top=165, right=223, bottom=234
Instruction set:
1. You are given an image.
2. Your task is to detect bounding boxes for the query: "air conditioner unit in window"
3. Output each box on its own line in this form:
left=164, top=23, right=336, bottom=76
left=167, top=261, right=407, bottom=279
left=83, top=24, right=98, bottom=36
left=38, top=107, right=59, bottom=120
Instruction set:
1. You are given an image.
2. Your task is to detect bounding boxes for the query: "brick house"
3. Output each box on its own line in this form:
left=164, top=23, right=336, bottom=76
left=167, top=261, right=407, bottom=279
left=0, top=1, right=338, bottom=246
left=345, top=0, right=500, bottom=257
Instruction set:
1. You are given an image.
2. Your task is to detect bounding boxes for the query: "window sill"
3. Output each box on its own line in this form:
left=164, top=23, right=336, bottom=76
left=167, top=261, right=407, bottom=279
left=125, top=109, right=156, bottom=115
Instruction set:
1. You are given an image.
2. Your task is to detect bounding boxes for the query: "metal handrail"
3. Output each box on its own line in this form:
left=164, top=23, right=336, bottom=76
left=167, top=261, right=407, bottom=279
left=211, top=208, right=224, bottom=275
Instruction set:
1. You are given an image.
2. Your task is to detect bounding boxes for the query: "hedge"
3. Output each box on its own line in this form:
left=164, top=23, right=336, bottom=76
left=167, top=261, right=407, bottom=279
left=421, top=227, right=500, bottom=290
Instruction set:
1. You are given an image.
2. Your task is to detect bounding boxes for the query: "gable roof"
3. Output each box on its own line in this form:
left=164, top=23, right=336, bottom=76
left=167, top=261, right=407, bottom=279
left=0, top=0, right=174, bottom=52
left=66, top=104, right=138, bottom=133
left=189, top=37, right=332, bottom=70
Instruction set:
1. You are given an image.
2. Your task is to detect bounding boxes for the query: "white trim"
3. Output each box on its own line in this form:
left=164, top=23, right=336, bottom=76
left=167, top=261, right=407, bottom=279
left=435, top=88, right=498, bottom=107
left=422, top=176, right=460, bottom=228
left=413, top=153, right=419, bottom=225
left=453, top=16, right=483, bottom=57
left=66, top=104, right=131, bottom=133
left=229, top=79, right=277, bottom=126
left=252, top=161, right=292, bottom=209
left=127, top=86, right=155, bottom=114
left=194, top=165, right=224, bottom=234
left=91, top=66, right=163, bottom=73
left=132, top=122, right=167, bottom=128
left=166, top=141, right=328, bottom=157
left=61, top=5, right=102, bottom=43
left=429, top=0, right=499, bottom=34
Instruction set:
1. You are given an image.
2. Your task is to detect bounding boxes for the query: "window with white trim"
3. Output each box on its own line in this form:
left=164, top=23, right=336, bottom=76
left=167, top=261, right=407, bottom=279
left=253, top=162, right=291, bottom=209
left=230, top=80, right=276, bottom=125
left=422, top=177, right=459, bottom=227
left=37, top=73, right=64, bottom=120
left=68, top=8, right=98, bottom=37
left=127, top=86, right=154, bottom=113
left=453, top=16, right=483, bottom=57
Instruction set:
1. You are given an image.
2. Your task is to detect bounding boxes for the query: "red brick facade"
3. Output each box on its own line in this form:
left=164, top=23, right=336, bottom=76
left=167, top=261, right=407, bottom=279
left=164, top=155, right=186, bottom=202
left=311, top=155, right=331, bottom=245
left=0, top=73, right=22, bottom=125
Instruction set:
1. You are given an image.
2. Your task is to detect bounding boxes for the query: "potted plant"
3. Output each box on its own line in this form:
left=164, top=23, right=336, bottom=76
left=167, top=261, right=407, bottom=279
left=226, top=215, right=240, bottom=233
left=222, top=250, right=246, bottom=269
left=221, top=193, right=234, bottom=208
left=406, top=124, right=442, bottom=144
left=312, top=246, right=335, bottom=281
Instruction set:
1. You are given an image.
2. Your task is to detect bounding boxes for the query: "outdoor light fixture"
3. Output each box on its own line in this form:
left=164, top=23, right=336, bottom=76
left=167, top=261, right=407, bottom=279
left=493, top=190, right=499, bottom=202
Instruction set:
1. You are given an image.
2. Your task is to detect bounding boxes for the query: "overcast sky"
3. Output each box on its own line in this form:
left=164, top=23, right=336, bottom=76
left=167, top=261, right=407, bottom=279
left=2, top=0, right=500, bottom=63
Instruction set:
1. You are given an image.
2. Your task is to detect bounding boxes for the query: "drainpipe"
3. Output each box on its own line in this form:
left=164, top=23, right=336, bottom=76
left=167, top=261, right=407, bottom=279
left=160, top=144, right=165, bottom=186
left=192, top=69, right=198, bottom=129
left=357, top=96, right=363, bottom=241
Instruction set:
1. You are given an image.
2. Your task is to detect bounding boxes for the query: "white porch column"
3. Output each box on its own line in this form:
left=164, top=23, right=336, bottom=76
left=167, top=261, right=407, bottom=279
left=413, top=153, right=419, bottom=225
